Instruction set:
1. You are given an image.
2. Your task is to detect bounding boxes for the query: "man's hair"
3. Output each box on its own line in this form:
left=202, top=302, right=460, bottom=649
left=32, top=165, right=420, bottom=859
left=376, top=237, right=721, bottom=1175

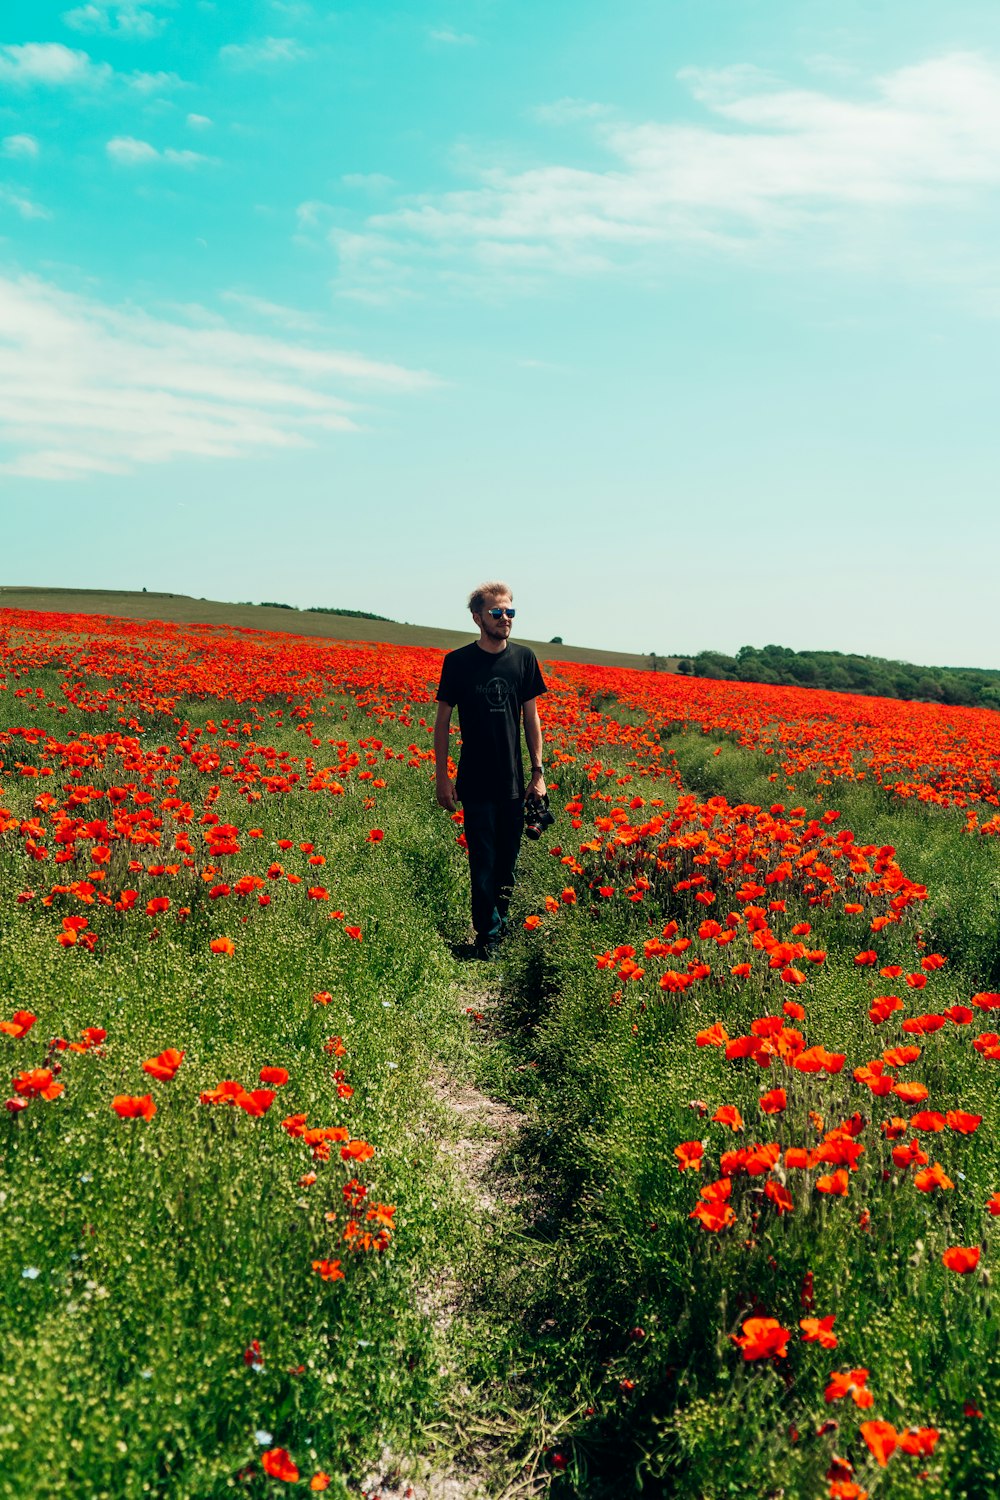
left=468, top=581, right=512, bottom=616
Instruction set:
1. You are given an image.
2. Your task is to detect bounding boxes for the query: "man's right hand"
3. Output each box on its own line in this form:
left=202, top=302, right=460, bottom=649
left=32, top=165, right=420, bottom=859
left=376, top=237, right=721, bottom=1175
left=436, top=779, right=458, bottom=812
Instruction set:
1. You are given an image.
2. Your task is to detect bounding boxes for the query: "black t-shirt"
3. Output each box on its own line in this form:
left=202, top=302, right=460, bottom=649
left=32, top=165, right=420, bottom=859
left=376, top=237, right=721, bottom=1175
left=435, top=641, right=547, bottom=801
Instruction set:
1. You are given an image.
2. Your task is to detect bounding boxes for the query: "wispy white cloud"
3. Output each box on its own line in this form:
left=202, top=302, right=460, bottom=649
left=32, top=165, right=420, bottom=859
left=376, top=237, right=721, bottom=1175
left=0, top=42, right=109, bottom=87
left=0, top=273, right=435, bottom=480
left=186, top=112, right=212, bottom=129
left=127, top=68, right=185, bottom=93
left=529, top=98, right=611, bottom=125
left=2, top=134, right=40, bottom=160
left=106, top=135, right=211, bottom=167
left=341, top=172, right=395, bottom=193
left=328, top=52, right=1000, bottom=300
left=0, top=186, right=50, bottom=220
left=0, top=41, right=181, bottom=92
left=219, top=36, right=305, bottom=68
left=429, top=28, right=476, bottom=46
left=220, top=290, right=317, bottom=331
left=62, top=1, right=171, bottom=38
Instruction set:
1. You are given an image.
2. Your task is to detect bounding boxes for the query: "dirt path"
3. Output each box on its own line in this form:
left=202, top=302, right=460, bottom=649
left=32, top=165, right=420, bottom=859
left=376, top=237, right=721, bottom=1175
left=358, top=971, right=545, bottom=1500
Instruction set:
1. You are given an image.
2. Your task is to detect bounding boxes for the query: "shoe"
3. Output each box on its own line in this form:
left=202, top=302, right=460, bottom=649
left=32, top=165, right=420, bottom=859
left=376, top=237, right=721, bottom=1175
left=475, top=940, right=502, bottom=962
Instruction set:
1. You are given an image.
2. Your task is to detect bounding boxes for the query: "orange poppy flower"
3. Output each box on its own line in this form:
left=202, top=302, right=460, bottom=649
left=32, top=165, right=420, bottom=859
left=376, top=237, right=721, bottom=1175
left=711, top=1105, right=744, bottom=1132
left=765, top=1181, right=794, bottom=1215
left=341, top=1138, right=375, bottom=1162
left=891, top=1080, right=929, bottom=1104
left=799, top=1315, right=837, bottom=1349
left=859, top=1419, right=898, bottom=1466
left=312, top=1258, right=345, bottom=1281
left=882, top=1044, right=921, bottom=1067
left=689, top=1200, right=736, bottom=1233
left=825, top=1368, right=872, bottom=1406
left=816, top=1170, right=849, bottom=1196
left=892, top=1139, right=929, bottom=1169
left=898, top=1427, right=939, bottom=1456
left=674, top=1140, right=704, bottom=1171
left=914, top=1162, right=954, bottom=1192
left=209, top=936, right=235, bottom=955
left=731, top=1316, right=790, bottom=1361
left=759, top=1088, right=787, bottom=1114
left=142, top=1048, right=184, bottom=1082
left=784, top=1147, right=812, bottom=1169
left=745, top=1142, right=781, bottom=1176
left=908, top=1110, right=945, bottom=1132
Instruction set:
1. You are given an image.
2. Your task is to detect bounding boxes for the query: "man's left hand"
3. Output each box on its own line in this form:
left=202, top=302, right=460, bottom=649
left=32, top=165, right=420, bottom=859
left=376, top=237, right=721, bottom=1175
left=527, top=771, right=547, bottom=799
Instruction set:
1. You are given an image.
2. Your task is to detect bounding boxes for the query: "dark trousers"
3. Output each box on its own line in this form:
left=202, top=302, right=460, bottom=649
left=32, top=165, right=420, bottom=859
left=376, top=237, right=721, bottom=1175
left=463, top=798, right=524, bottom=945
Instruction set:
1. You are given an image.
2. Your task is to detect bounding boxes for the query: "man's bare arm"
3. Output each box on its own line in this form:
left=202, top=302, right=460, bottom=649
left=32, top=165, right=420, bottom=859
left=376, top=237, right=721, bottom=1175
left=433, top=700, right=458, bottom=810
left=523, top=698, right=546, bottom=798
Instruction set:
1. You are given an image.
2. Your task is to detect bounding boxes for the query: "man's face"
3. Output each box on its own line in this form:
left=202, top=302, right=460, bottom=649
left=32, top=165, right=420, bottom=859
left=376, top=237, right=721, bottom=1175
left=475, top=594, right=513, bottom=643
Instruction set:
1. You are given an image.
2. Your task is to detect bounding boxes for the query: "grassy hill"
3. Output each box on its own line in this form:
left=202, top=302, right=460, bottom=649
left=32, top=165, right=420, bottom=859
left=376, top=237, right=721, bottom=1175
left=0, top=585, right=671, bottom=673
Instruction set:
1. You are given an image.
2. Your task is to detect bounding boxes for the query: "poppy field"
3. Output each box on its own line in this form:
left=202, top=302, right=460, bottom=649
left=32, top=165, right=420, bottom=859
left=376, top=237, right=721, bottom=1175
left=2, top=606, right=1000, bottom=1499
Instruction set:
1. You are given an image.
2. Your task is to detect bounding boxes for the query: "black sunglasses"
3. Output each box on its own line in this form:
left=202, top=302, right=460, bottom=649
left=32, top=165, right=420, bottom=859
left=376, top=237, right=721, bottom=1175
left=487, top=607, right=515, bottom=619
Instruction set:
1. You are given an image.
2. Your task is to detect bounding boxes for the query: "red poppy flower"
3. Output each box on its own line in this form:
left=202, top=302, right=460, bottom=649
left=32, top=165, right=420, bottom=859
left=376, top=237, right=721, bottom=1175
left=0, top=1010, right=37, bottom=1038
left=261, top=1448, right=300, bottom=1482
left=111, top=1093, right=156, bottom=1120
left=14, top=1068, right=64, bottom=1101
left=942, top=1246, right=980, bottom=1274
left=259, top=1066, right=289, bottom=1086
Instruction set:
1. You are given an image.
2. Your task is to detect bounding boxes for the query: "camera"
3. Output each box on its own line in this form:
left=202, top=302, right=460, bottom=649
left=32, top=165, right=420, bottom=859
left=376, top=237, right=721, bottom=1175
left=524, top=792, right=555, bottom=841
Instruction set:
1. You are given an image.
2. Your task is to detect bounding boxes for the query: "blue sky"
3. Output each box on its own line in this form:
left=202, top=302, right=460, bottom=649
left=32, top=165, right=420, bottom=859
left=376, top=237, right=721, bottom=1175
left=2, top=0, right=1000, bottom=665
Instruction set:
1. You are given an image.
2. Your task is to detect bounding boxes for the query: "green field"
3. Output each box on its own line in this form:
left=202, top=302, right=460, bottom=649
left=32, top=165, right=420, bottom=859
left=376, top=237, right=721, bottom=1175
left=2, top=612, right=1000, bottom=1500
left=0, top=586, right=670, bottom=674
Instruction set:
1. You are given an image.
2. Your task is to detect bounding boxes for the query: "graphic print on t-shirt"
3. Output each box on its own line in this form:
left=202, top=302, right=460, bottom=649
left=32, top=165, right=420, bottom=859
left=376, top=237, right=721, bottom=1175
left=483, top=676, right=511, bottom=711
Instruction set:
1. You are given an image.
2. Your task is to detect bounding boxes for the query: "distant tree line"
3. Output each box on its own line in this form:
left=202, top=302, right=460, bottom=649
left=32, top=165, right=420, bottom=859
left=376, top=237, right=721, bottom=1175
left=306, top=606, right=395, bottom=621
left=675, top=644, right=1000, bottom=711
left=252, top=602, right=395, bottom=621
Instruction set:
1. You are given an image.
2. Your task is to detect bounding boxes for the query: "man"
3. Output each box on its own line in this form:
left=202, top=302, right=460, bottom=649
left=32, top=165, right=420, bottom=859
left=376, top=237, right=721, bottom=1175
left=434, top=582, right=547, bottom=960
